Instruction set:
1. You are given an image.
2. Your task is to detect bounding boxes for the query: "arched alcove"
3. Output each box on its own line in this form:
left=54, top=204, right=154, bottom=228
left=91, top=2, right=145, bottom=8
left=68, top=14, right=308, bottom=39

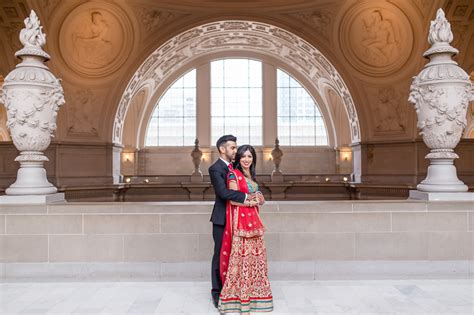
left=114, top=20, right=361, bottom=179
left=114, top=20, right=360, bottom=146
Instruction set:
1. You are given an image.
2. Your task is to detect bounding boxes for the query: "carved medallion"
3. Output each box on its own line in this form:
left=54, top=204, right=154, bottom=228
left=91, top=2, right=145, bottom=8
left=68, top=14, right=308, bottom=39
left=59, top=2, right=133, bottom=78
left=339, top=3, right=413, bottom=77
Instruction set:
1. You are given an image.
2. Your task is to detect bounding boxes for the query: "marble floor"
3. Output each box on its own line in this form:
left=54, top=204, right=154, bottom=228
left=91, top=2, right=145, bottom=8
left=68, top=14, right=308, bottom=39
left=0, top=279, right=472, bottom=314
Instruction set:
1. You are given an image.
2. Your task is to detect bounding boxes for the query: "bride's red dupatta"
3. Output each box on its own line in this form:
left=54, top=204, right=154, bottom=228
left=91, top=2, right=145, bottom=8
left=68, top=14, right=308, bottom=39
left=219, top=168, right=265, bottom=285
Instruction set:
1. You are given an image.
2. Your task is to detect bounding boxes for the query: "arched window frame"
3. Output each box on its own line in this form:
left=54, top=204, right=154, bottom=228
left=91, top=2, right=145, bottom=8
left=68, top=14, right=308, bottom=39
left=139, top=53, right=336, bottom=149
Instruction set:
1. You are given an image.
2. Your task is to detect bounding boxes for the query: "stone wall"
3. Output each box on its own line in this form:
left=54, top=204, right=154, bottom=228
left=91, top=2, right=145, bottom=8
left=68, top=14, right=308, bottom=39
left=0, top=200, right=472, bottom=280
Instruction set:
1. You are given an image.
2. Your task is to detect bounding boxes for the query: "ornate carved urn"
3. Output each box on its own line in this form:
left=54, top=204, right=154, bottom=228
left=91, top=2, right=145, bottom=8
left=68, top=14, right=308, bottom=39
left=408, top=9, right=472, bottom=192
left=0, top=11, right=65, bottom=195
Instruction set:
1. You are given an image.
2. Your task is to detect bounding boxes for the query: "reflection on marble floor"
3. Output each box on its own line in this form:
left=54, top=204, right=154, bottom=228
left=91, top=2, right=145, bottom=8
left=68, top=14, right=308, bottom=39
left=0, top=279, right=472, bottom=314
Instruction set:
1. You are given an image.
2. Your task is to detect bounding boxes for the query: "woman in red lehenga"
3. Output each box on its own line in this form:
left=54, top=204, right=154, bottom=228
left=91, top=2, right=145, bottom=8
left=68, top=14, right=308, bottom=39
left=218, top=144, right=273, bottom=313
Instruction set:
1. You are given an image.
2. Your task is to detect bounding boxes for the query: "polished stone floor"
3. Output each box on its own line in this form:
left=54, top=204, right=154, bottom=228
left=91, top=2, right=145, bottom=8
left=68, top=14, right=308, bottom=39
left=0, top=279, right=472, bottom=314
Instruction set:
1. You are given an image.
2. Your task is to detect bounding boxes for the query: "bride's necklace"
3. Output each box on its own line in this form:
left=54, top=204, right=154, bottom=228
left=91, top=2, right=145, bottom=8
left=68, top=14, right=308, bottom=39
left=242, top=168, right=257, bottom=189
left=242, top=168, right=252, bottom=179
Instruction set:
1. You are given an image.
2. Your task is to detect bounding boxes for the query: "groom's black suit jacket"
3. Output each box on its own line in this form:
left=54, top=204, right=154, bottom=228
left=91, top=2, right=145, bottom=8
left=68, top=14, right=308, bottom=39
left=209, top=159, right=246, bottom=226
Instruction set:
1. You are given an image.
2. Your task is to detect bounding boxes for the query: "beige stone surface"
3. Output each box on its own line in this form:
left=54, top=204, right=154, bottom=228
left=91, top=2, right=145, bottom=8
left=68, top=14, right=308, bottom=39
left=355, top=232, right=428, bottom=260
left=0, top=201, right=473, bottom=264
left=428, top=202, right=474, bottom=212
left=49, top=235, right=123, bottom=262
left=426, top=232, right=471, bottom=260
left=123, top=234, right=199, bottom=262
left=0, top=205, right=47, bottom=215
left=263, top=233, right=280, bottom=261
left=278, top=201, right=353, bottom=213
left=393, top=212, right=469, bottom=232
left=160, top=213, right=210, bottom=234
left=313, top=213, right=391, bottom=233
left=264, top=213, right=316, bottom=233
left=197, top=233, right=213, bottom=261
left=280, top=233, right=354, bottom=260
left=6, top=215, right=82, bottom=235
left=48, top=204, right=121, bottom=214
left=0, top=235, right=48, bottom=262
left=0, top=215, right=4, bottom=234
left=353, top=202, right=427, bottom=212
left=84, top=214, right=160, bottom=234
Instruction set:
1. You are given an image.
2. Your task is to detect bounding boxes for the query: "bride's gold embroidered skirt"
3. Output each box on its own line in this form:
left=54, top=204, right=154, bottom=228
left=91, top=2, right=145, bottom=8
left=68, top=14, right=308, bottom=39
left=218, top=234, right=273, bottom=313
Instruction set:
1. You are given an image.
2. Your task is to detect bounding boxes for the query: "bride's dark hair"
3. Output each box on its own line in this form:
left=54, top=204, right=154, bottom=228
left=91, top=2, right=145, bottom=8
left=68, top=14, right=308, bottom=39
left=233, top=144, right=257, bottom=181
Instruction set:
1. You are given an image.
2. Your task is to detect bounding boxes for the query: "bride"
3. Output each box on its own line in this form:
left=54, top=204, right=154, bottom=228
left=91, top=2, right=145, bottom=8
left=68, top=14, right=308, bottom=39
left=218, top=144, right=273, bottom=313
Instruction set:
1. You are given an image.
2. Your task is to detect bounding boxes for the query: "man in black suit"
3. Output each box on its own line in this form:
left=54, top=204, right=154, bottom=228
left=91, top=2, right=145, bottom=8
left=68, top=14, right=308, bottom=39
left=209, top=135, right=257, bottom=308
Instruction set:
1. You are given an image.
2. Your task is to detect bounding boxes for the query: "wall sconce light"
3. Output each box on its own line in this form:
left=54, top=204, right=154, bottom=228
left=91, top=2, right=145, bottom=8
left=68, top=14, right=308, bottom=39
left=343, top=177, right=348, bottom=182
left=125, top=177, right=131, bottom=183
left=144, top=178, right=149, bottom=183
left=325, top=177, right=330, bottom=182
left=123, top=153, right=134, bottom=163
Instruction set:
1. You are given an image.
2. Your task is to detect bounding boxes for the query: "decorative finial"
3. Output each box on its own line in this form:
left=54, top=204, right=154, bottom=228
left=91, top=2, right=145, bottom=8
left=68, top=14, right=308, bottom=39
left=428, top=9, right=453, bottom=45
left=15, top=10, right=50, bottom=59
left=20, top=10, right=46, bottom=48
left=423, top=8, right=458, bottom=57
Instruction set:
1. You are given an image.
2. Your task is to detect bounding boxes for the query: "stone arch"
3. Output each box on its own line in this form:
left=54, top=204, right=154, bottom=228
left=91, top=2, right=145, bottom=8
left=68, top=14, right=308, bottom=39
left=113, top=20, right=361, bottom=147
left=132, top=51, right=340, bottom=149
left=319, top=80, right=352, bottom=147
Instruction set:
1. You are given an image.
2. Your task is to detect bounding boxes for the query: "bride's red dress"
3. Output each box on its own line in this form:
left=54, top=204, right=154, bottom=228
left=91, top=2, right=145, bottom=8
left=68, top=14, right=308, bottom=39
left=218, top=169, right=273, bottom=313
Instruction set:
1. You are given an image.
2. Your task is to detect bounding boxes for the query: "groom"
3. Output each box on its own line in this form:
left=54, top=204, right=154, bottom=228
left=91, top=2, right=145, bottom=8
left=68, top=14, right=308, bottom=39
left=209, top=135, right=258, bottom=308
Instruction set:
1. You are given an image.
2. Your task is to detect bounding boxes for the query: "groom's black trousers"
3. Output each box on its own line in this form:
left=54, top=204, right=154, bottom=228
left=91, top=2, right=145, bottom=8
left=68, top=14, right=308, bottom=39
left=211, top=223, right=225, bottom=301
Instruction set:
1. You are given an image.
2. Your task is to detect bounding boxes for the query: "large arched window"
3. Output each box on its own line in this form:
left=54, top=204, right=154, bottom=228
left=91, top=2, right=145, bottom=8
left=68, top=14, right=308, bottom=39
left=211, top=59, right=262, bottom=145
left=145, top=69, right=196, bottom=146
left=143, top=58, right=329, bottom=147
left=277, top=69, right=328, bottom=145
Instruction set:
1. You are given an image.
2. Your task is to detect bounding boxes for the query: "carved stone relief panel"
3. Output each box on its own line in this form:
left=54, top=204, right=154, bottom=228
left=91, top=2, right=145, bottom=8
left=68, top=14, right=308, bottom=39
left=366, top=85, right=408, bottom=136
left=287, top=7, right=335, bottom=41
left=59, top=2, right=133, bottom=78
left=135, top=7, right=179, bottom=35
left=66, top=87, right=102, bottom=138
left=338, top=2, right=413, bottom=77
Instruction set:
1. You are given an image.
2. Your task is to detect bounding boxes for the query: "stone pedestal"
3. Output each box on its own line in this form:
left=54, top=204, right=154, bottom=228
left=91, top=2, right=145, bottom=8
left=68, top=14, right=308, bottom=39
left=409, top=190, right=473, bottom=201
left=0, top=193, right=65, bottom=204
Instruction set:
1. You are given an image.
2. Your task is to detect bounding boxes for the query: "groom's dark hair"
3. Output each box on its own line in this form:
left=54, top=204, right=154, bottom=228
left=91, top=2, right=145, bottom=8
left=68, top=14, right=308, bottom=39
left=216, top=135, right=237, bottom=153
